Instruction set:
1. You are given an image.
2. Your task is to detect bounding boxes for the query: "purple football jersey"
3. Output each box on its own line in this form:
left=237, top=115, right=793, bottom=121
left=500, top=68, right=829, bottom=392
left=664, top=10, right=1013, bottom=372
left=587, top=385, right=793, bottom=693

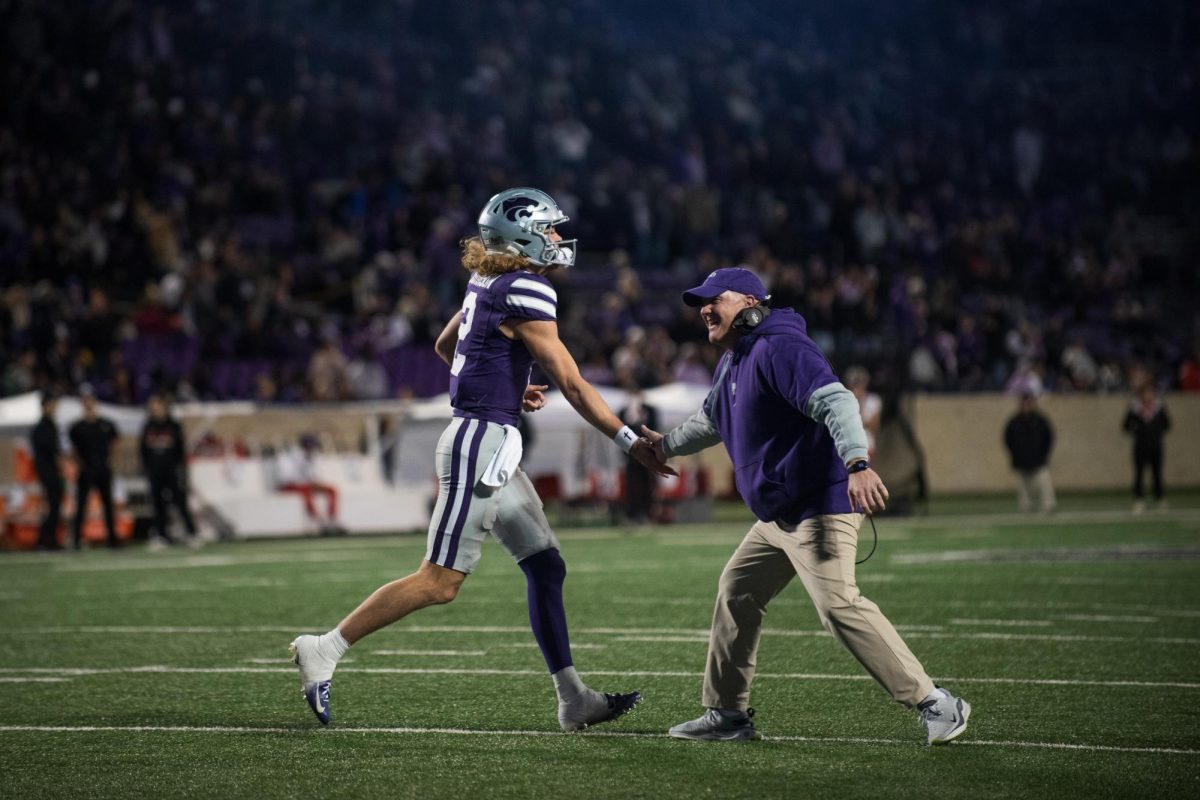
left=449, top=270, right=558, bottom=425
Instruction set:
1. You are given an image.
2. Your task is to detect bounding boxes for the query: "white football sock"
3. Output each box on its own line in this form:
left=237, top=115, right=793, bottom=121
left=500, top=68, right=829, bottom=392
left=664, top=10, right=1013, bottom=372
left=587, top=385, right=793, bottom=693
left=317, top=628, right=350, bottom=662
left=552, top=666, right=588, bottom=701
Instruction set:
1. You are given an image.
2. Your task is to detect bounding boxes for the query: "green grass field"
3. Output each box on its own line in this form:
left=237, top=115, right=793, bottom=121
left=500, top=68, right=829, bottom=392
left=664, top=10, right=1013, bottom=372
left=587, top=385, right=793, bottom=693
left=2, top=493, right=1199, bottom=799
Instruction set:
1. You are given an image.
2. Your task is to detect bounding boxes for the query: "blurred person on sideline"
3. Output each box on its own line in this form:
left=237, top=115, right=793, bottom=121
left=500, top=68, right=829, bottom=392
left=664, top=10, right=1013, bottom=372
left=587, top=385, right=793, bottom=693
left=618, top=380, right=660, bottom=525
left=642, top=267, right=970, bottom=745
left=31, top=391, right=65, bottom=551
left=68, top=385, right=120, bottom=549
left=1123, top=384, right=1171, bottom=513
left=1003, top=392, right=1056, bottom=513
left=140, top=394, right=198, bottom=548
left=289, top=188, right=671, bottom=731
left=307, top=339, right=349, bottom=401
left=845, top=366, right=881, bottom=459
left=275, top=435, right=345, bottom=535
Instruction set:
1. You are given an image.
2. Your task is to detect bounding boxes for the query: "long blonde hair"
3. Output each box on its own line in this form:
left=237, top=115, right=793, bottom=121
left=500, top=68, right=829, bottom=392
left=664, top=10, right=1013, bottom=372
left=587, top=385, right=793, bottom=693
left=461, top=236, right=529, bottom=277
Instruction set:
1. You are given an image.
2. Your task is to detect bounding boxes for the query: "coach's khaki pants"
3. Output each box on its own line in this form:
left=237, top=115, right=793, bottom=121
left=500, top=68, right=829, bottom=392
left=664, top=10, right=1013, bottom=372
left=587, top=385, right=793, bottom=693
left=1016, top=467, right=1056, bottom=513
left=702, top=514, right=935, bottom=711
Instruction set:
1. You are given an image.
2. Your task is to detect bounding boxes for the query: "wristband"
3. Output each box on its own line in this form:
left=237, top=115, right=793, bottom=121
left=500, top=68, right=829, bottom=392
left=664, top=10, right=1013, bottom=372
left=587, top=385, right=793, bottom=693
left=613, top=425, right=638, bottom=454
left=847, top=460, right=871, bottom=474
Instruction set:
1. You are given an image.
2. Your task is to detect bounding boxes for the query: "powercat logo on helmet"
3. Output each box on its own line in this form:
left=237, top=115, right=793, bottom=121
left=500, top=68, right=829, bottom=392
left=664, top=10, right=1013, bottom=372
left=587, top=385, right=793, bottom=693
left=501, top=197, right=540, bottom=222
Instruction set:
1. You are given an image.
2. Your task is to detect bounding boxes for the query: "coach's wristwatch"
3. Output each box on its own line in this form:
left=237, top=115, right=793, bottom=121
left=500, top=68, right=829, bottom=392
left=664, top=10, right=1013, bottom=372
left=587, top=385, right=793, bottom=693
left=846, top=460, right=871, bottom=473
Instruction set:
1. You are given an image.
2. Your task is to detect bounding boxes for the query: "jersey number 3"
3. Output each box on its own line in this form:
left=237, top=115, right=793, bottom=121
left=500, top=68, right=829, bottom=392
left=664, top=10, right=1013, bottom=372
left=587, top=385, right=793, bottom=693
left=450, top=292, right=479, bottom=377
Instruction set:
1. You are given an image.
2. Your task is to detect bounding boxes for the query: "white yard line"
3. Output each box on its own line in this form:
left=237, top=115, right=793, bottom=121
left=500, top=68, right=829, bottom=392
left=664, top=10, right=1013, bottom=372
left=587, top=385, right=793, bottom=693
left=1056, top=614, right=1159, bottom=624
left=21, top=625, right=311, bottom=634
left=0, top=677, right=68, bottom=683
left=894, top=508, right=1200, bottom=528
left=950, top=599, right=1200, bottom=618
left=11, top=624, right=1200, bottom=645
left=50, top=553, right=383, bottom=573
left=492, top=643, right=607, bottom=650
left=370, top=650, right=487, bottom=657
left=948, top=618, right=1055, bottom=627
left=893, top=544, right=1200, bottom=565
left=2, top=665, right=1198, bottom=690
left=0, top=724, right=1194, bottom=756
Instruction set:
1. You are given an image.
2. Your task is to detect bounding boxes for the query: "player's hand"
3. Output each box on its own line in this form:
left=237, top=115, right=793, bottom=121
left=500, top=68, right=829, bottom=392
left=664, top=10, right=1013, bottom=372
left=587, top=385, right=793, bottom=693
left=848, top=468, right=889, bottom=514
left=629, top=437, right=677, bottom=477
left=522, top=384, right=549, bottom=412
left=639, top=425, right=668, bottom=464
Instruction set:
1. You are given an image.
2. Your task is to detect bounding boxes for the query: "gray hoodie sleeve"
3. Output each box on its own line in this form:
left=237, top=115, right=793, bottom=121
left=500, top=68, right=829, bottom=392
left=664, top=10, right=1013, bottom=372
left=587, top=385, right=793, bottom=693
left=805, top=382, right=870, bottom=465
left=662, top=409, right=722, bottom=457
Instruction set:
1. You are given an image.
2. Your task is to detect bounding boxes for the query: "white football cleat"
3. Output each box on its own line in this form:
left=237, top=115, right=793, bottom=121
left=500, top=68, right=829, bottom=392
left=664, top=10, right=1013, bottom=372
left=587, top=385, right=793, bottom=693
left=289, top=635, right=336, bottom=725
left=558, top=689, right=641, bottom=731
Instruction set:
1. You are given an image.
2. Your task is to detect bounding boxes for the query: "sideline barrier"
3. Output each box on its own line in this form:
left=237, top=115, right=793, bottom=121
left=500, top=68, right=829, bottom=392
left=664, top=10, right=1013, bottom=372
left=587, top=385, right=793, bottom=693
left=1, top=389, right=1196, bottom=543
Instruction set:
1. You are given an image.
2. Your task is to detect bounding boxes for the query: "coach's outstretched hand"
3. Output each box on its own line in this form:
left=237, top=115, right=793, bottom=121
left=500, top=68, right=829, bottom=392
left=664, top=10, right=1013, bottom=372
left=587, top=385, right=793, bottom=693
left=639, top=425, right=668, bottom=464
left=848, top=467, right=889, bottom=514
left=630, top=435, right=677, bottom=477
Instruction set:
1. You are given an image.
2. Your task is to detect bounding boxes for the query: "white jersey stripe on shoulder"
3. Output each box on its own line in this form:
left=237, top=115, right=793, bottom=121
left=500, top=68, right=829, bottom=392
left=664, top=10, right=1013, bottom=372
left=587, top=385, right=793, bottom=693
left=510, top=278, right=557, bottom=302
left=506, top=295, right=557, bottom=318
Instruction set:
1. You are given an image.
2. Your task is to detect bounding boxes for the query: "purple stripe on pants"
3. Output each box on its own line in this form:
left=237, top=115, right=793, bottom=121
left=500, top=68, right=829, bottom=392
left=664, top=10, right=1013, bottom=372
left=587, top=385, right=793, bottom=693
left=429, top=419, right=471, bottom=564
left=443, top=420, right=488, bottom=568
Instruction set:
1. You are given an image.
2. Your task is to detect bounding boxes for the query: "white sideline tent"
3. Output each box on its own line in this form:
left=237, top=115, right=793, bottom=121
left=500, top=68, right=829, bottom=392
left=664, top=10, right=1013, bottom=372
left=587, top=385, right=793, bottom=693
left=1, top=383, right=715, bottom=539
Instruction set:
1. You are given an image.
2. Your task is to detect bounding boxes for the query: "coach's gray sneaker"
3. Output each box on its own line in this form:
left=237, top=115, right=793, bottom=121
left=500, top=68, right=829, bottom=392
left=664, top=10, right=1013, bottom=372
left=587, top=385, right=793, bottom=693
left=918, top=688, right=971, bottom=745
left=668, top=708, right=759, bottom=741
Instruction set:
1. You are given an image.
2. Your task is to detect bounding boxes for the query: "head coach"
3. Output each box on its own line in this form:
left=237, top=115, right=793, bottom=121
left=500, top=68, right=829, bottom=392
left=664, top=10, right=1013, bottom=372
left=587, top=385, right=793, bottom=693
left=641, top=267, right=971, bottom=745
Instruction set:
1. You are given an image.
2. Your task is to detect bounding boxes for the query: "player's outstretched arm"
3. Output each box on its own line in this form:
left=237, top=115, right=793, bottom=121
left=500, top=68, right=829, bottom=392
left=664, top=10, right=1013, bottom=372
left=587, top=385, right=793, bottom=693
left=511, top=318, right=676, bottom=477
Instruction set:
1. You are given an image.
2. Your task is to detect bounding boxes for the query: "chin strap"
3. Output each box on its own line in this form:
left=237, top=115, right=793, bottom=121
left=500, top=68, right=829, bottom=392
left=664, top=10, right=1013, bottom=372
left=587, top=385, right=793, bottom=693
left=543, top=243, right=575, bottom=268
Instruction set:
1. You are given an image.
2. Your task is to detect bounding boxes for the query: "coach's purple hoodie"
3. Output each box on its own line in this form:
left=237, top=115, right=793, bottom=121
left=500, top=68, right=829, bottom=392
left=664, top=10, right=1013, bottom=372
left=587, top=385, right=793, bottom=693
left=704, top=308, right=852, bottom=523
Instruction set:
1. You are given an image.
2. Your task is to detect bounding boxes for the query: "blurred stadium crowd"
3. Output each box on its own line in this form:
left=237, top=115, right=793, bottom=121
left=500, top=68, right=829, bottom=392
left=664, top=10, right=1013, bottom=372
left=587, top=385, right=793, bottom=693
left=1, top=0, right=1198, bottom=404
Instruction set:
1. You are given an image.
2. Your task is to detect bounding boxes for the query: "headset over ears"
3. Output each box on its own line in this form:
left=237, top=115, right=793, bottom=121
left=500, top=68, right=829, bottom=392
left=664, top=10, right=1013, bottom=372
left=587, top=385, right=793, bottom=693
left=732, top=296, right=772, bottom=332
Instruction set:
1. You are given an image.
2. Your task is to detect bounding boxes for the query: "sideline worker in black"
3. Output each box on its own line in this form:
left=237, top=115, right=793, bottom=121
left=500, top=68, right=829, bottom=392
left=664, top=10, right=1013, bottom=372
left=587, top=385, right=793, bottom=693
left=1002, top=391, right=1056, bottom=513
left=1123, top=383, right=1172, bottom=512
left=69, top=386, right=120, bottom=548
left=31, top=392, right=65, bottom=551
left=140, top=394, right=197, bottom=545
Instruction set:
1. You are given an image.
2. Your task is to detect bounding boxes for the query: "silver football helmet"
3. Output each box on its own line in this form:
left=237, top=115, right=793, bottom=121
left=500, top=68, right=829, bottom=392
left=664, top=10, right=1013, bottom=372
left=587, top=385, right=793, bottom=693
left=477, top=187, right=576, bottom=268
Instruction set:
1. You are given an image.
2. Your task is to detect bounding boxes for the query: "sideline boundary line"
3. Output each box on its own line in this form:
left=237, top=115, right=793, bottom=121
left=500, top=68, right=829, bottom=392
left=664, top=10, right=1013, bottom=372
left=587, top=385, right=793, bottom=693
left=14, top=624, right=1200, bottom=646
left=2, top=665, right=1197, bottom=690
left=0, top=724, right=1195, bottom=756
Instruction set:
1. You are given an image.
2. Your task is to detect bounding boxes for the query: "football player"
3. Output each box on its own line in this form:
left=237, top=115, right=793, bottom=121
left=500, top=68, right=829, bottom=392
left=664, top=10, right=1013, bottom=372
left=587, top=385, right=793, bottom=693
left=291, top=188, right=672, bottom=730
left=643, top=267, right=970, bottom=745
